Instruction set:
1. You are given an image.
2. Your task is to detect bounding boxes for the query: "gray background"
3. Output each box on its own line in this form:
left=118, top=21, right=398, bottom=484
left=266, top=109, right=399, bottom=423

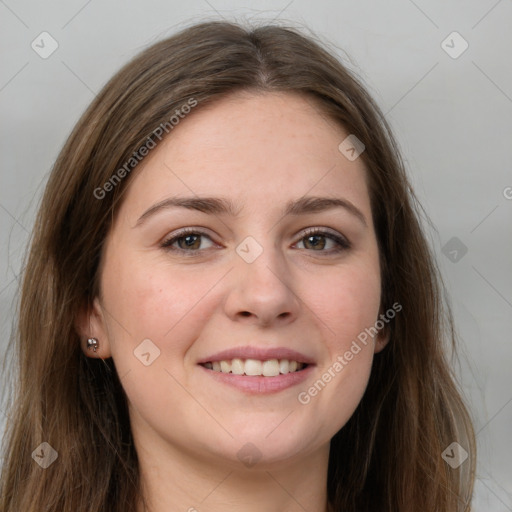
left=1, top=1, right=511, bottom=509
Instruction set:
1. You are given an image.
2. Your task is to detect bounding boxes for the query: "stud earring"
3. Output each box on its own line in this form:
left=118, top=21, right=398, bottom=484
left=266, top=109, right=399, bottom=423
left=87, top=338, right=99, bottom=353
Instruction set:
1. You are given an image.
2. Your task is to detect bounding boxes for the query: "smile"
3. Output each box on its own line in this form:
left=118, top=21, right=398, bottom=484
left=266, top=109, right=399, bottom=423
left=201, top=358, right=308, bottom=377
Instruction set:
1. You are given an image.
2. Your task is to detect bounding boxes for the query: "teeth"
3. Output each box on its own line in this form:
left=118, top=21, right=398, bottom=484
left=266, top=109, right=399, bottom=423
left=279, top=359, right=289, bottom=374
left=203, top=358, right=306, bottom=376
left=245, top=359, right=262, bottom=376
left=262, top=359, right=280, bottom=377
left=231, top=358, right=244, bottom=375
left=220, top=360, right=231, bottom=373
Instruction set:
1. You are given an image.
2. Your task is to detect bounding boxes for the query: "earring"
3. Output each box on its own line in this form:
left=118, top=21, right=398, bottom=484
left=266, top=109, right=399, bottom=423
left=87, top=338, right=99, bottom=353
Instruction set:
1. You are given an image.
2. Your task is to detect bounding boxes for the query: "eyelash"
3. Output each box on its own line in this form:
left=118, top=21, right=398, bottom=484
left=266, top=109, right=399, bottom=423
left=160, top=227, right=351, bottom=256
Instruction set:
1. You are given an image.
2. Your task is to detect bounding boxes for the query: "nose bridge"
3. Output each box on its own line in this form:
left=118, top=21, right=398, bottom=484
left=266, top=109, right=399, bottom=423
left=236, top=233, right=288, bottom=293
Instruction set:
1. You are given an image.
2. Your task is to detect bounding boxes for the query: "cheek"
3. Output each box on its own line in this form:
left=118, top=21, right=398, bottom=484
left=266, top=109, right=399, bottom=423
left=301, top=257, right=381, bottom=416
left=313, top=262, right=382, bottom=349
left=99, top=255, right=212, bottom=417
left=298, top=326, right=377, bottom=438
left=100, top=251, right=222, bottom=359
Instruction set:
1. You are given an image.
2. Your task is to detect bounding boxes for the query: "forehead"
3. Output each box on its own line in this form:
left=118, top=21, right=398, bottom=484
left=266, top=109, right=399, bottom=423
left=119, top=91, right=371, bottom=221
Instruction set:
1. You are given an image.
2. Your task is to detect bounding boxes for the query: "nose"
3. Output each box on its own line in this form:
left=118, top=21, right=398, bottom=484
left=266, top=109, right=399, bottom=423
left=223, top=244, right=301, bottom=327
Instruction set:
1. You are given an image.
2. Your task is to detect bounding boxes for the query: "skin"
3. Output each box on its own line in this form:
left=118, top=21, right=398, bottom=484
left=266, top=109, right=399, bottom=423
left=79, top=91, right=389, bottom=512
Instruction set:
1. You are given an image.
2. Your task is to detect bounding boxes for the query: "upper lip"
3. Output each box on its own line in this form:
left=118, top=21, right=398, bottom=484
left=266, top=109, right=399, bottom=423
left=197, top=346, right=315, bottom=365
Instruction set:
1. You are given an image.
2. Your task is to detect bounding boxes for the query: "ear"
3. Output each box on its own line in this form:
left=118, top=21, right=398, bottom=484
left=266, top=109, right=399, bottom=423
left=374, top=329, right=390, bottom=354
left=75, top=296, right=113, bottom=359
left=373, top=309, right=392, bottom=354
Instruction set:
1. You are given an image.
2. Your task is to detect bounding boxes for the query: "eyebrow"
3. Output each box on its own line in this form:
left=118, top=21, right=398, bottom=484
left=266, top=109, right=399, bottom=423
left=135, top=195, right=367, bottom=227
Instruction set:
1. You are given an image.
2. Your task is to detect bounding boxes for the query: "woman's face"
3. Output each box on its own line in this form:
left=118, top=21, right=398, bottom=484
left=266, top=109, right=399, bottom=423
left=85, top=91, right=388, bottom=470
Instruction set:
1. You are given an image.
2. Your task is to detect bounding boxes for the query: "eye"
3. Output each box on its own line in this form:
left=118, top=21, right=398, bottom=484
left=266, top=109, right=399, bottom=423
left=160, top=227, right=350, bottom=256
left=294, top=228, right=350, bottom=254
left=160, top=228, right=216, bottom=254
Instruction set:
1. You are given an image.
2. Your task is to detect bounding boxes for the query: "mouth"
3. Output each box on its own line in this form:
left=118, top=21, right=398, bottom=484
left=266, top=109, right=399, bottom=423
left=197, top=346, right=314, bottom=394
left=197, top=345, right=316, bottom=395
left=200, top=358, right=309, bottom=377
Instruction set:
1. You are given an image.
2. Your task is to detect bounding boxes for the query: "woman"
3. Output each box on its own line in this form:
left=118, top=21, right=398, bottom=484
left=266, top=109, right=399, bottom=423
left=0, top=20, right=476, bottom=511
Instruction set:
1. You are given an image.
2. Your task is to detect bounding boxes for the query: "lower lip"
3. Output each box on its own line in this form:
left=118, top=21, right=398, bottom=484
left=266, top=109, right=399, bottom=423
left=198, top=364, right=314, bottom=394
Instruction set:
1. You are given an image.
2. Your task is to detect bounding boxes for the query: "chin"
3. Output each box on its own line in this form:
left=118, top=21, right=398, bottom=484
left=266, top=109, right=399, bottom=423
left=200, top=426, right=323, bottom=470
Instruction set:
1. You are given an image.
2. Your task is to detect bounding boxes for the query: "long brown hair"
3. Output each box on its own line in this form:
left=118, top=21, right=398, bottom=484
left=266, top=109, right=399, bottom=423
left=0, top=20, right=476, bottom=511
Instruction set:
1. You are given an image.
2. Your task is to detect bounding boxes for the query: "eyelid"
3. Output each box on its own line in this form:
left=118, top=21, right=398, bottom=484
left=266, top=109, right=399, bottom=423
left=299, top=226, right=349, bottom=243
